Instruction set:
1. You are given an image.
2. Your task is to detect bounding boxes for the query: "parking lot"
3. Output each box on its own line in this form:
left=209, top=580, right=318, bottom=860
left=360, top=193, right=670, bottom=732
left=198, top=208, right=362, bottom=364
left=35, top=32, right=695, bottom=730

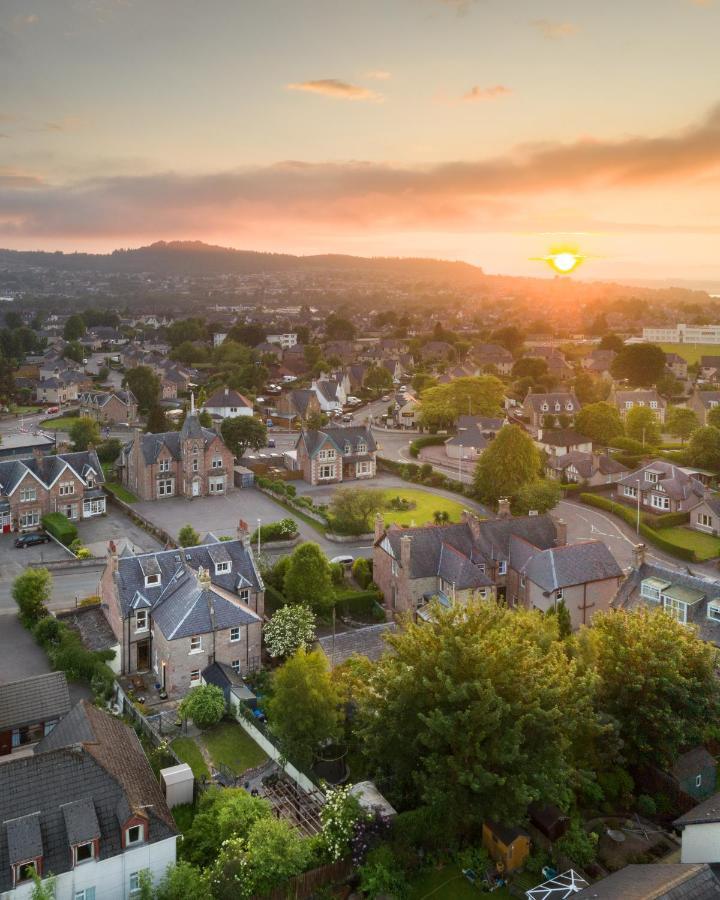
left=76, top=506, right=163, bottom=557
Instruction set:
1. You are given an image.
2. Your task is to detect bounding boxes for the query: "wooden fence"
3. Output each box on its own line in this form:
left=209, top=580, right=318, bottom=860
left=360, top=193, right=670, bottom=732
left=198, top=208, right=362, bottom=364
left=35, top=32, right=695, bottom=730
left=254, top=858, right=353, bottom=900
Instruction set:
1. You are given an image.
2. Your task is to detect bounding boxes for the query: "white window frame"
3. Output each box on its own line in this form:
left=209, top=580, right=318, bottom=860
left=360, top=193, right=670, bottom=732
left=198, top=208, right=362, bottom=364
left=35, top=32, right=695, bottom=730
left=211, top=457, right=223, bottom=469
left=650, top=494, right=670, bottom=510
left=662, top=594, right=687, bottom=624
left=708, top=603, right=720, bottom=622
left=230, top=626, right=240, bottom=642
left=75, top=888, right=96, bottom=900
left=189, top=668, right=201, bottom=685
left=498, top=560, right=507, bottom=575
left=159, top=458, right=170, bottom=472
left=192, top=458, right=199, bottom=472
left=189, top=636, right=202, bottom=654
left=555, top=588, right=564, bottom=601
left=158, top=478, right=174, bottom=497
left=144, top=574, right=160, bottom=588
left=209, top=476, right=225, bottom=494
left=318, top=464, right=335, bottom=480
left=19, top=509, right=40, bottom=528
left=231, top=659, right=241, bottom=674
left=356, top=461, right=372, bottom=475
left=135, top=610, right=148, bottom=632
left=696, top=774, right=703, bottom=788
left=59, top=481, right=75, bottom=496
left=20, top=486, right=37, bottom=502
left=126, top=824, right=144, bottom=846
left=646, top=471, right=659, bottom=483
left=624, top=486, right=637, bottom=498
left=74, top=841, right=95, bottom=865
left=215, top=560, right=230, bottom=574
left=698, top=513, right=713, bottom=528
left=239, top=588, right=250, bottom=603
left=640, top=580, right=661, bottom=602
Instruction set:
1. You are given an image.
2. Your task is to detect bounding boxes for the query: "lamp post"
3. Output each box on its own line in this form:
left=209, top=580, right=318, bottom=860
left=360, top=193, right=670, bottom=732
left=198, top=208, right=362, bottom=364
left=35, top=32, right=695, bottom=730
left=459, top=444, right=463, bottom=483
left=636, top=479, right=641, bottom=534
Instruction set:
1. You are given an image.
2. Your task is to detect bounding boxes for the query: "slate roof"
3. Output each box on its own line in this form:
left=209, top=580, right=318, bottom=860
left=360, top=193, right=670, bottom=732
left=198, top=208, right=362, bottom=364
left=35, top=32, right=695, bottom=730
left=676, top=791, right=720, bottom=826
left=61, top=797, right=100, bottom=845
left=700, top=356, right=720, bottom=369
left=457, top=415, right=504, bottom=431
left=524, top=391, right=581, bottom=413
left=125, top=415, right=221, bottom=465
left=0, top=701, right=175, bottom=892
left=298, top=426, right=376, bottom=459
left=315, top=379, right=342, bottom=403
left=317, top=623, right=397, bottom=666
left=445, top=427, right=489, bottom=451
left=473, top=343, right=513, bottom=362
left=0, top=672, right=71, bottom=731
left=576, top=863, right=720, bottom=899
left=205, top=386, right=252, bottom=408
left=113, top=538, right=263, bottom=620
left=513, top=538, right=624, bottom=591
left=672, top=747, right=716, bottom=782
left=547, top=450, right=628, bottom=479
left=694, top=391, right=720, bottom=408
left=287, top=389, right=316, bottom=416
left=79, top=390, right=135, bottom=408
left=618, top=460, right=705, bottom=502
left=614, top=389, right=666, bottom=406
left=0, top=450, right=103, bottom=497
left=692, top=495, right=720, bottom=517
left=538, top=429, right=592, bottom=447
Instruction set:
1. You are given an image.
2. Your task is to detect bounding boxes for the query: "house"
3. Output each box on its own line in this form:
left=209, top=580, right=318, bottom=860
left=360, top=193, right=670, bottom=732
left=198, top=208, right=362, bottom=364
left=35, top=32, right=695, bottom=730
left=294, top=426, right=377, bottom=485
left=444, top=416, right=504, bottom=461
left=482, top=821, right=530, bottom=874
left=418, top=340, right=454, bottom=363
left=472, top=344, right=514, bottom=375
left=266, top=333, right=297, bottom=350
left=582, top=348, right=616, bottom=377
left=276, top=388, right=322, bottom=424
left=0, top=433, right=54, bottom=462
left=117, top=404, right=234, bottom=501
left=0, top=673, right=71, bottom=757
left=615, top=460, right=704, bottom=515
left=536, top=429, right=593, bottom=457
left=689, top=495, right=720, bottom=536
left=689, top=389, right=720, bottom=425
left=699, top=356, right=720, bottom=382
left=78, top=390, right=137, bottom=425
left=255, top=341, right=283, bottom=361
left=611, top=389, right=667, bottom=424
left=573, top=864, right=720, bottom=898
left=0, top=449, right=106, bottom=533
left=676, top=795, right=720, bottom=864
left=101, top=535, right=264, bottom=692
left=0, top=700, right=177, bottom=898
left=203, top=386, right=253, bottom=420
left=311, top=378, right=346, bottom=413
left=521, top=391, right=581, bottom=435
left=665, top=352, right=689, bottom=380
left=35, top=377, right=78, bottom=406
left=614, top=546, right=720, bottom=642
left=393, top=394, right=419, bottom=430
left=546, top=451, right=628, bottom=486
left=671, top=748, right=717, bottom=802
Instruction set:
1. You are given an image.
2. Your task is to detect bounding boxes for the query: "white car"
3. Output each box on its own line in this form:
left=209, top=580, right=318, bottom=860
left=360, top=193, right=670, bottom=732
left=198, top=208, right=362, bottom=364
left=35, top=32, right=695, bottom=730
left=330, top=555, right=354, bottom=568
left=346, top=396, right=362, bottom=405
left=380, top=395, right=391, bottom=402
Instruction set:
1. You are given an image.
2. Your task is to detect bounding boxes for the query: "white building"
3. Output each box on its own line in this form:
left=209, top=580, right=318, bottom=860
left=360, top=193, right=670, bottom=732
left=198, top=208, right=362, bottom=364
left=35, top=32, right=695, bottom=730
left=643, top=324, right=720, bottom=344
left=266, top=333, right=298, bottom=350
left=203, top=386, right=253, bottom=419
left=676, top=793, right=720, bottom=863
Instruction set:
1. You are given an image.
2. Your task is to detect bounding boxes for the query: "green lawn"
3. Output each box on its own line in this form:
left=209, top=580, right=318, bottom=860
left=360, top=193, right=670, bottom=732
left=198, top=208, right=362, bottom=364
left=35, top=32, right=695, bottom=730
left=171, top=736, right=210, bottom=780
left=658, top=526, right=720, bottom=561
left=12, top=405, right=41, bottom=415
left=659, top=342, right=720, bottom=365
left=201, top=721, right=268, bottom=775
left=104, top=481, right=139, bottom=504
left=39, top=415, right=80, bottom=430
left=408, top=866, right=512, bottom=900
left=382, top=487, right=468, bottom=527
left=171, top=802, right=196, bottom=834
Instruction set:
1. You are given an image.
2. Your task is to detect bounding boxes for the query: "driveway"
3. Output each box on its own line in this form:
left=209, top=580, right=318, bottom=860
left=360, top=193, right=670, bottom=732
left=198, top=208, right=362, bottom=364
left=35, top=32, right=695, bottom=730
left=0, top=535, right=71, bottom=613
left=76, top=506, right=163, bottom=557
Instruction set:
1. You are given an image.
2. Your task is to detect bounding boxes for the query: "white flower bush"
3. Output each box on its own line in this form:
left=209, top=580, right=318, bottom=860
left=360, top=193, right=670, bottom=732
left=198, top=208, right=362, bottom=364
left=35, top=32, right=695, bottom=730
left=264, top=605, right=316, bottom=658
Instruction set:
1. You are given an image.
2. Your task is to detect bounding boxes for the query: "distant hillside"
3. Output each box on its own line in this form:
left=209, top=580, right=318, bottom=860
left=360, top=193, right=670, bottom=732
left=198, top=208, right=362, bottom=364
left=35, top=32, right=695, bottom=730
left=0, top=240, right=485, bottom=283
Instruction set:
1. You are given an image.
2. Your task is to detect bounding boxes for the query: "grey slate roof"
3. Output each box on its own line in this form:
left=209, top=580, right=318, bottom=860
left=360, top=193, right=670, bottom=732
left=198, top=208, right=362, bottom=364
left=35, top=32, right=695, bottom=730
left=318, top=623, right=398, bottom=666
left=0, top=701, right=175, bottom=893
left=672, top=747, right=716, bottom=782
left=576, top=863, right=720, bottom=899
left=547, top=450, right=628, bottom=479
left=0, top=672, right=71, bottom=731
left=79, top=389, right=135, bottom=408
left=61, top=797, right=100, bottom=845
left=126, top=416, right=221, bottom=465
left=676, top=791, right=720, bottom=826
left=524, top=391, right=581, bottom=413
left=0, top=450, right=104, bottom=496
left=538, top=429, right=592, bottom=447
left=205, top=386, right=252, bottom=409
left=298, top=426, right=376, bottom=459
left=618, top=460, right=705, bottom=502
left=695, top=391, right=720, bottom=408
left=513, top=538, right=624, bottom=591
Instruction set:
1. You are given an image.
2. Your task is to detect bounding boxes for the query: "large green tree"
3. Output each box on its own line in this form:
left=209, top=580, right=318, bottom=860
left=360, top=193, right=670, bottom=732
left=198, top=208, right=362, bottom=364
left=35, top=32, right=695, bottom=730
left=69, top=417, right=101, bottom=451
left=419, top=376, right=505, bottom=431
left=666, top=406, right=698, bottom=444
left=328, top=486, right=385, bottom=535
left=473, top=424, right=542, bottom=506
left=625, top=406, right=661, bottom=445
left=589, top=608, right=720, bottom=767
left=13, top=568, right=52, bottom=628
left=153, top=862, right=209, bottom=900
left=511, top=479, right=561, bottom=515
left=687, top=425, right=720, bottom=470
left=575, top=402, right=624, bottom=446
left=611, top=343, right=666, bottom=387
left=355, top=602, right=594, bottom=825
left=63, top=314, right=86, bottom=341
left=124, top=365, right=161, bottom=413
left=179, top=684, right=226, bottom=730
left=220, top=416, right=267, bottom=458
left=283, top=541, right=334, bottom=611
left=363, top=364, right=394, bottom=395
left=267, top=649, right=341, bottom=769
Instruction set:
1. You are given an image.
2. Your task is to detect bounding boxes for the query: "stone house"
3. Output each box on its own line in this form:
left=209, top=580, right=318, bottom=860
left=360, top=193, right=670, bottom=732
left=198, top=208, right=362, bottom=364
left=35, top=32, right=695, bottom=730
left=546, top=450, right=628, bottom=486
left=35, top=377, right=78, bottom=406
left=535, top=428, right=593, bottom=457
left=0, top=672, right=70, bottom=757
left=78, top=390, right=137, bottom=425
left=276, top=388, right=322, bottom=424
left=522, top=391, right=581, bottom=436
left=614, top=460, right=704, bottom=514
left=611, top=389, right=667, bottom=424
left=443, top=415, right=504, bottom=461
left=0, top=449, right=105, bottom=533
left=472, top=343, right=514, bottom=376
left=688, top=389, right=720, bottom=425
left=699, top=356, right=720, bottom=382
left=665, top=352, right=689, bottom=380
left=101, top=535, right=264, bottom=693
left=689, top=495, right=720, bottom=536
left=117, top=408, right=234, bottom=501
left=294, top=426, right=377, bottom=485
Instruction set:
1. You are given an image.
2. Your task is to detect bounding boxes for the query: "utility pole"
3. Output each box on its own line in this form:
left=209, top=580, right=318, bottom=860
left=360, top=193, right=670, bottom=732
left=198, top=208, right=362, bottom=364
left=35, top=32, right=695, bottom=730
left=257, top=518, right=261, bottom=557
left=636, top=479, right=641, bottom=534
left=459, top=444, right=463, bottom=483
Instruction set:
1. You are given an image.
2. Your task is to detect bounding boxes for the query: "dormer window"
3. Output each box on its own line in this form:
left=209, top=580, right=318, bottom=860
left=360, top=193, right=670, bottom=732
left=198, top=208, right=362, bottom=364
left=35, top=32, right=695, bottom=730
left=646, top=472, right=659, bottom=483
left=344, top=443, right=351, bottom=455
left=144, top=574, right=160, bottom=588
left=125, top=824, right=144, bottom=846
left=357, top=442, right=367, bottom=453
left=708, top=602, right=720, bottom=622
left=14, top=861, right=38, bottom=885
left=650, top=400, right=657, bottom=409
left=541, top=403, right=549, bottom=411
left=74, top=841, right=95, bottom=864
left=554, top=402, right=560, bottom=411
left=239, top=588, right=250, bottom=603
left=565, top=403, right=573, bottom=411
left=136, top=610, right=148, bottom=631
left=215, top=561, right=230, bottom=575
left=159, top=459, right=170, bottom=472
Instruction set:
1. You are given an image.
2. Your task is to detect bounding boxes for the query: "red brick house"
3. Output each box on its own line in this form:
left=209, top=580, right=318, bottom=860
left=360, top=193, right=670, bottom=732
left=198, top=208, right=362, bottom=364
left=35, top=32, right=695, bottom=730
left=294, top=426, right=377, bottom=485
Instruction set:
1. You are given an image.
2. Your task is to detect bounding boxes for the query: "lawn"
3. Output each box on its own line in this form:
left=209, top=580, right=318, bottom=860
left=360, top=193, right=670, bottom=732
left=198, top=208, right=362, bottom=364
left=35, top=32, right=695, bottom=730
left=658, top=526, right=720, bottom=561
left=407, top=865, right=512, bottom=900
left=382, top=487, right=468, bottom=527
left=12, top=405, right=41, bottom=415
left=104, top=481, right=139, bottom=504
left=202, top=721, right=268, bottom=775
left=39, top=415, right=80, bottom=430
left=171, top=736, right=210, bottom=780
left=659, top=342, right=720, bottom=365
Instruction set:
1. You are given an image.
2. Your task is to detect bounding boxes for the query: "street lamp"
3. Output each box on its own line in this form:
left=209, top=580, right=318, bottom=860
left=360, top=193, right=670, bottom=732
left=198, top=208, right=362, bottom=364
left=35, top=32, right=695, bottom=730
left=636, top=479, right=641, bottom=534
left=458, top=444, right=463, bottom=483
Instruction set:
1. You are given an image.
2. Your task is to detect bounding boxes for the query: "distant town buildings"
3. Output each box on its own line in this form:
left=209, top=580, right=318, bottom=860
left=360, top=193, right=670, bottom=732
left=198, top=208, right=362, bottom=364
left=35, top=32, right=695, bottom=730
left=643, top=323, right=720, bottom=344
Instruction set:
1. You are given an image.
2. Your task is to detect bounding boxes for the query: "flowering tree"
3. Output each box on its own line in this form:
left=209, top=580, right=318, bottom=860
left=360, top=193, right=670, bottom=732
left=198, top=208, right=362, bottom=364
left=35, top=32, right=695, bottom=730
left=264, top=605, right=316, bottom=658
left=320, top=785, right=366, bottom=862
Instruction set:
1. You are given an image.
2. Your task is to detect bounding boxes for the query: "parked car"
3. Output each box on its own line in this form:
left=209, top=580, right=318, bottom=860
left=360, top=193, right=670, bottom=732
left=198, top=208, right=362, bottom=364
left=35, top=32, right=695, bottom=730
left=342, top=413, right=353, bottom=422
left=346, top=396, right=362, bottom=405
left=267, top=438, right=276, bottom=448
left=266, top=419, right=274, bottom=428
left=46, top=406, right=60, bottom=414
left=330, top=554, right=354, bottom=568
left=15, top=532, right=51, bottom=548
left=380, top=395, right=390, bottom=402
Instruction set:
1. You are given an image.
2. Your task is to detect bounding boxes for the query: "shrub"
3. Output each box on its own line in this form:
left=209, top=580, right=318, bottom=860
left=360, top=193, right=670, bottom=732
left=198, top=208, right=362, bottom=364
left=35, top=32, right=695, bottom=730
left=329, top=562, right=345, bottom=586
left=637, top=794, right=657, bottom=817
left=409, top=435, right=447, bottom=458
left=96, top=437, right=123, bottom=463
left=41, top=512, right=78, bottom=547
left=352, top=557, right=372, bottom=589
left=334, top=588, right=384, bottom=617
left=33, top=615, right=61, bottom=645
left=179, top=684, right=226, bottom=730
left=12, top=568, right=52, bottom=628
left=178, top=524, right=200, bottom=547
left=284, top=483, right=297, bottom=498
left=251, top=518, right=298, bottom=543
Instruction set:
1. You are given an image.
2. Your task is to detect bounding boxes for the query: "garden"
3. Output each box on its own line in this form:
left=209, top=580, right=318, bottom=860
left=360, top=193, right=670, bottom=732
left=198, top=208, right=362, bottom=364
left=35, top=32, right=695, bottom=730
left=39, top=414, right=81, bottom=430
left=171, top=720, right=268, bottom=780
left=381, top=487, right=466, bottom=527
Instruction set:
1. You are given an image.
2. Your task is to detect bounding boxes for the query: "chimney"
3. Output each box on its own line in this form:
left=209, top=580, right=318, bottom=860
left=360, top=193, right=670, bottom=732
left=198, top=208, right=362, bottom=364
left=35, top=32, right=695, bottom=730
left=374, top=512, right=385, bottom=543
left=224, top=386, right=229, bottom=398
left=497, top=498, right=511, bottom=519
left=399, top=533, right=412, bottom=571
left=197, top=565, right=212, bottom=589
left=461, top=509, right=482, bottom=542
left=108, top=540, right=118, bottom=574
left=633, top=543, right=646, bottom=570
left=554, top=518, right=567, bottom=546
left=32, top=446, right=44, bottom=461
left=237, top=518, right=250, bottom=547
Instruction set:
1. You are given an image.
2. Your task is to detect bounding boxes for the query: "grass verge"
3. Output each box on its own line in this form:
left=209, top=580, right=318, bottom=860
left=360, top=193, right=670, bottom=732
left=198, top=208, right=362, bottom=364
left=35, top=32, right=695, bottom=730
left=171, top=736, right=210, bottom=780
left=104, top=481, right=139, bottom=504
left=657, top=526, right=720, bottom=561
left=382, top=487, right=467, bottom=527
left=39, top=415, right=80, bottom=430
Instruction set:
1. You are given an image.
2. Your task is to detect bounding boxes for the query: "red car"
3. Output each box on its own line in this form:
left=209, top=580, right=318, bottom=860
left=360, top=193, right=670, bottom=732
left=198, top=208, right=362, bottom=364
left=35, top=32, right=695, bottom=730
left=46, top=406, right=60, bottom=414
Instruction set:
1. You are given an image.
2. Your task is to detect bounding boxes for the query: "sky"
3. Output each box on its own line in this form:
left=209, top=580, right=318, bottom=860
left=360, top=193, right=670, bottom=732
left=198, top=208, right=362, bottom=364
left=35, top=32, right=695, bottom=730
left=2, top=0, right=720, bottom=280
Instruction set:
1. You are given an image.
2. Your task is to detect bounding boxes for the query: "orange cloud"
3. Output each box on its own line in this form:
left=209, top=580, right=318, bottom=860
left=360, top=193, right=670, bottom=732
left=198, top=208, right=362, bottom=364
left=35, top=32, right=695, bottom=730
left=463, top=85, right=512, bottom=102
left=286, top=79, right=381, bottom=101
left=532, top=19, right=579, bottom=39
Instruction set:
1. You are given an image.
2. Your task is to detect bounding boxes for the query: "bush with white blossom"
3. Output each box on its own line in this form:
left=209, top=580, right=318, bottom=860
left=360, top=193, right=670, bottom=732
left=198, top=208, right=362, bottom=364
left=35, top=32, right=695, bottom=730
left=320, top=784, right=367, bottom=862
left=264, top=605, right=316, bottom=658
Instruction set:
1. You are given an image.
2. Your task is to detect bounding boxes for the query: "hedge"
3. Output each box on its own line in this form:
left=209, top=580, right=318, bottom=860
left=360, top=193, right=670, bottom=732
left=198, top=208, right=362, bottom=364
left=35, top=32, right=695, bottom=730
left=251, top=519, right=298, bottom=543
left=579, top=493, right=696, bottom=561
left=409, top=435, right=447, bottom=458
left=41, top=512, right=78, bottom=547
left=264, top=584, right=287, bottom=614
left=32, top=615, right=115, bottom=700
left=334, top=588, right=385, bottom=618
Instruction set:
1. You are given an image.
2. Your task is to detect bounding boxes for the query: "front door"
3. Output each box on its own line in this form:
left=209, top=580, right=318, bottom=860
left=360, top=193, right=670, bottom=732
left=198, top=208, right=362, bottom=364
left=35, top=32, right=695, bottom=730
left=192, top=478, right=200, bottom=497
left=136, top=639, right=150, bottom=671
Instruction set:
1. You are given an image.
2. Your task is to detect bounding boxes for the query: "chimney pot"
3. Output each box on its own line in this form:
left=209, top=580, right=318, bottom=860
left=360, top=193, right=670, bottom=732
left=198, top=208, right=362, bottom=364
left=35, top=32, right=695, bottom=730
left=497, top=498, right=511, bottom=518
left=633, top=542, right=646, bottom=569
left=374, top=512, right=385, bottom=543
left=554, top=518, right=568, bottom=546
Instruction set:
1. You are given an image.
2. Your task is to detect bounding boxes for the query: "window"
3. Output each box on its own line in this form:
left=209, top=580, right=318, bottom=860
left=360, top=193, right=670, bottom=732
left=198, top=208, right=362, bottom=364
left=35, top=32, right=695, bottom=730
left=663, top=595, right=687, bottom=624
left=159, top=458, right=170, bottom=472
left=554, top=402, right=561, bottom=411
left=696, top=774, right=703, bottom=788
left=212, top=457, right=223, bottom=469
left=15, top=861, right=37, bottom=884
left=230, top=627, right=240, bottom=642
left=625, top=401, right=632, bottom=409
left=650, top=494, right=670, bottom=510
left=555, top=589, right=564, bottom=601
left=230, top=407, right=238, bottom=413
left=209, top=476, right=225, bottom=493
left=650, top=400, right=658, bottom=409
left=189, top=668, right=201, bottom=685
left=391, top=559, right=399, bottom=577
left=192, top=444, right=200, bottom=455
left=231, top=659, right=241, bottom=674
left=189, top=636, right=202, bottom=653
left=319, top=464, right=335, bottom=480
left=357, top=441, right=367, bottom=453
left=75, top=841, right=94, bottom=864
left=640, top=580, right=662, bottom=601
left=565, top=403, right=574, bottom=411
left=239, top=588, right=250, bottom=603
left=319, top=448, right=336, bottom=460
left=83, top=498, right=105, bottom=516
left=708, top=603, right=720, bottom=622
left=541, top=403, right=549, bottom=411
left=136, top=610, right=148, bottom=631
left=20, top=486, right=37, bottom=502
left=698, top=513, right=713, bottom=528
left=158, top=478, right=174, bottom=497
left=192, top=459, right=199, bottom=472
left=215, top=560, right=230, bottom=574
left=144, top=574, right=160, bottom=587
left=646, top=471, right=659, bottom=483
left=356, top=461, right=372, bottom=475
left=520, top=573, right=526, bottom=588
left=129, top=872, right=141, bottom=896
left=126, top=825, right=143, bottom=846
left=20, top=509, right=40, bottom=528
left=75, top=889, right=96, bottom=900
left=344, top=443, right=351, bottom=455
left=623, top=486, right=637, bottom=498
left=498, top=560, right=507, bottom=575
left=59, top=481, right=75, bottom=496
left=477, top=589, right=487, bottom=600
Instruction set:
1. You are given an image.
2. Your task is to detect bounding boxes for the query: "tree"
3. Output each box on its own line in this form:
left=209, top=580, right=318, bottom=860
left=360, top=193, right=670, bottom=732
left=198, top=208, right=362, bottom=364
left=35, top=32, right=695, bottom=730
left=145, top=404, right=170, bottom=433
left=573, top=371, right=609, bottom=405
left=13, top=568, right=52, bottom=628
left=511, top=358, right=547, bottom=379
left=267, top=649, right=341, bottom=769
left=625, top=406, right=661, bottom=446
left=356, top=601, right=594, bottom=826
left=170, top=340, right=209, bottom=365
left=179, top=684, right=226, bottom=730
left=575, top=402, right=624, bottom=446
left=325, top=314, right=356, bottom=341
left=320, top=784, right=365, bottom=861
left=63, top=313, right=86, bottom=341
left=166, top=317, right=207, bottom=348
left=589, top=608, right=720, bottom=767
left=226, top=322, right=267, bottom=347
left=328, top=486, right=385, bottom=535
left=178, top=524, right=200, bottom=547
left=707, top=406, right=720, bottom=430
left=283, top=541, right=334, bottom=612
left=547, top=599, right=572, bottom=639
left=264, top=605, right=316, bottom=658
left=124, top=365, right=161, bottom=413
left=181, top=787, right=271, bottom=868
left=511, top=479, right=561, bottom=516
left=154, top=862, right=209, bottom=900
left=63, top=340, right=84, bottom=364
left=419, top=376, right=504, bottom=431
left=220, top=416, right=267, bottom=458
left=306, top=410, right=328, bottom=431
left=611, top=343, right=666, bottom=387
left=599, top=333, right=624, bottom=352
left=490, top=326, right=524, bottom=355
left=474, top=425, right=542, bottom=506
left=666, top=406, right=698, bottom=445
left=363, top=365, right=393, bottom=395
left=31, top=873, right=56, bottom=900
left=687, top=425, right=720, bottom=470
left=411, top=372, right=437, bottom=394
left=657, top=373, right=682, bottom=399
left=69, top=417, right=101, bottom=451
left=96, top=437, right=123, bottom=463
left=554, top=818, right=599, bottom=869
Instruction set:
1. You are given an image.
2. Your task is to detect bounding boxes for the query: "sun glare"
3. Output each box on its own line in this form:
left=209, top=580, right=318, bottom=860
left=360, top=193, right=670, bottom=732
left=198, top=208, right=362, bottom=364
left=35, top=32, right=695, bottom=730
left=531, top=249, right=586, bottom=275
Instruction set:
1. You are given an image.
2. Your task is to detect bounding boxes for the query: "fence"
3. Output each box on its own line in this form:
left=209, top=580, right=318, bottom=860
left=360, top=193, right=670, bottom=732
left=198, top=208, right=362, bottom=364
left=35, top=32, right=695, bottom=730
left=254, top=858, right=353, bottom=900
